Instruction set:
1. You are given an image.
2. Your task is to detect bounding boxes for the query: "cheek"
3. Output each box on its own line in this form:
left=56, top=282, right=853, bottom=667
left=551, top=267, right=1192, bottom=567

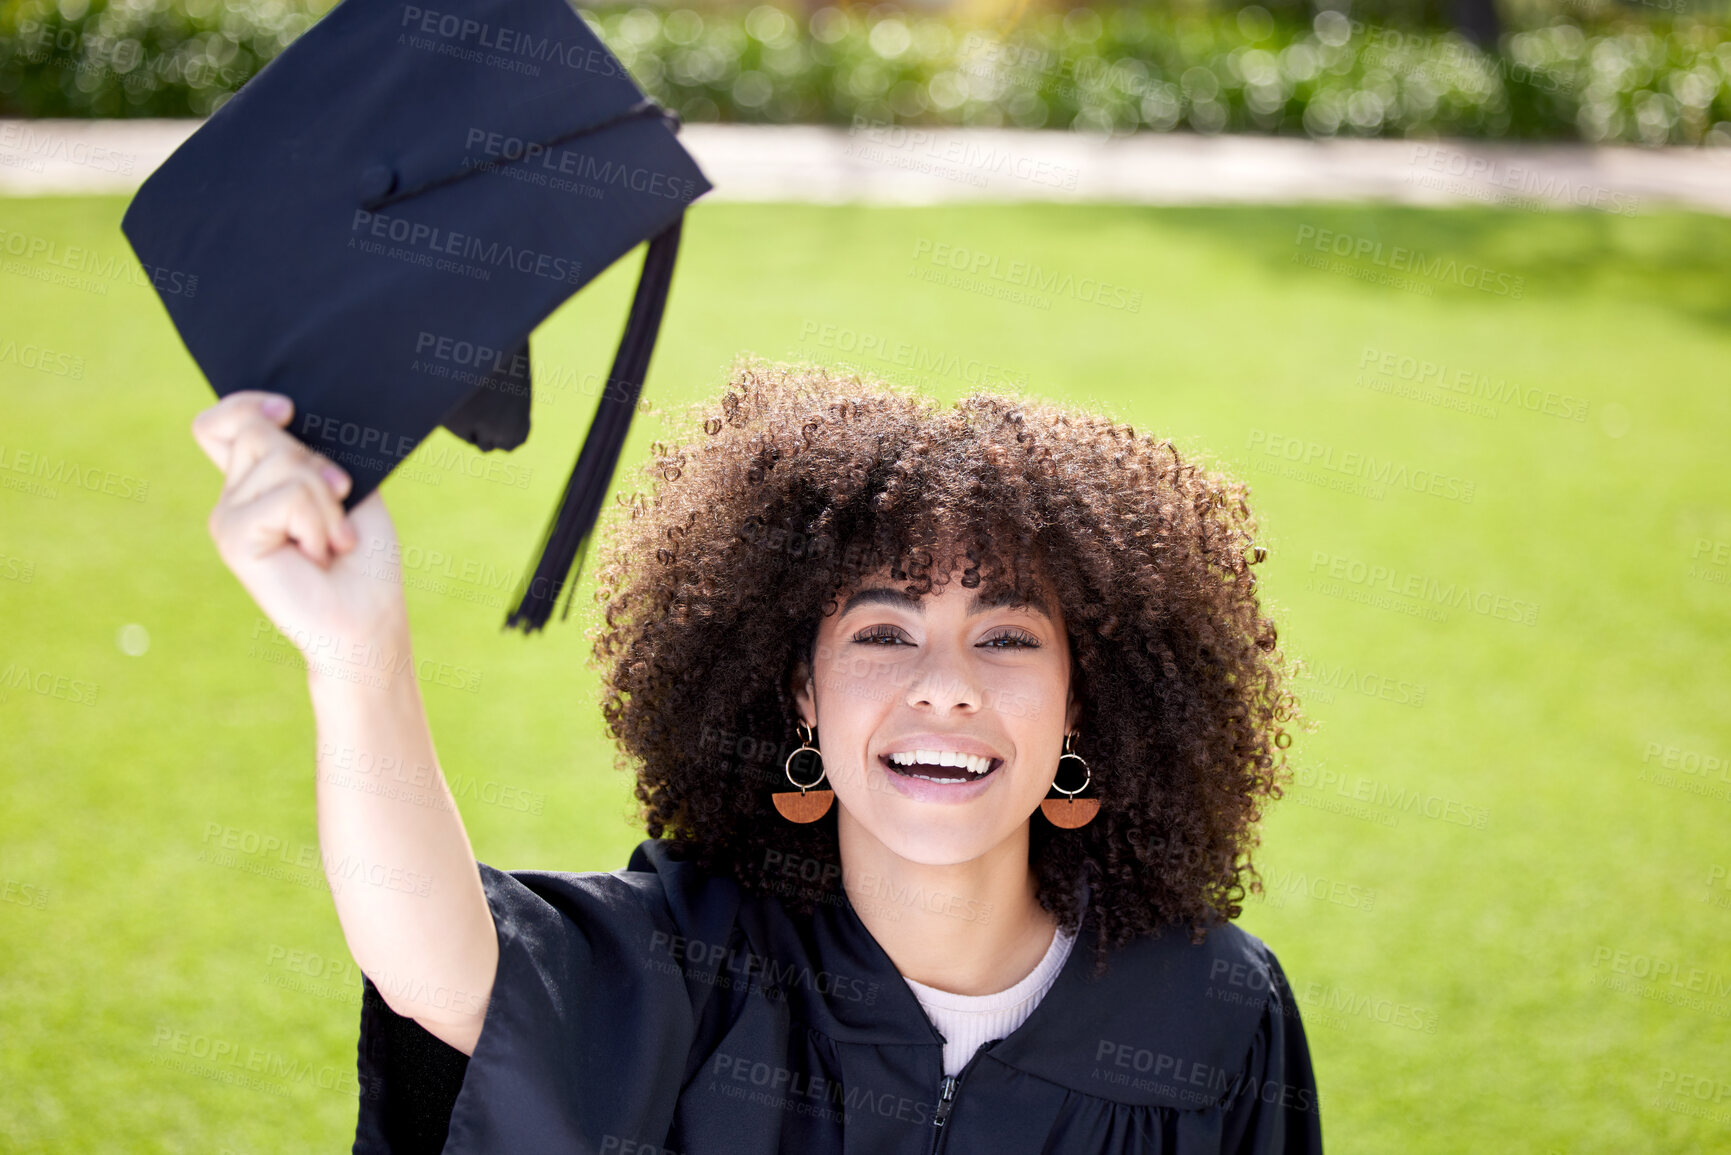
left=816, top=646, right=910, bottom=705
left=810, top=658, right=891, bottom=770
left=984, top=663, right=1067, bottom=729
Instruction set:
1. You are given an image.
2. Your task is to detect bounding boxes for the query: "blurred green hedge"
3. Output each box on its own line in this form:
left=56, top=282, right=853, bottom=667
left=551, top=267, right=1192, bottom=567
left=2, top=0, right=1729, bottom=144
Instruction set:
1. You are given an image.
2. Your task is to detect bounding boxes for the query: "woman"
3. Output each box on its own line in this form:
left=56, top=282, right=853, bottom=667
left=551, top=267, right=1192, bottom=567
left=193, top=359, right=1319, bottom=1153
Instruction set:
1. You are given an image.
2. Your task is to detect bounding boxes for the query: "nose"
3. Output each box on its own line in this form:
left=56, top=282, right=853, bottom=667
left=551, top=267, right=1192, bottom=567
left=902, top=645, right=980, bottom=715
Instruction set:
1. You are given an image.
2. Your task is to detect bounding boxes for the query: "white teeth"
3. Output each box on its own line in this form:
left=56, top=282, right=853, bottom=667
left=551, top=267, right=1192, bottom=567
left=886, top=750, right=995, bottom=775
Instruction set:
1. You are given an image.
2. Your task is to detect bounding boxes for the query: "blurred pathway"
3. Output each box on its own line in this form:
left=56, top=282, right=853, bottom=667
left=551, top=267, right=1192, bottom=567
left=4, top=118, right=1728, bottom=214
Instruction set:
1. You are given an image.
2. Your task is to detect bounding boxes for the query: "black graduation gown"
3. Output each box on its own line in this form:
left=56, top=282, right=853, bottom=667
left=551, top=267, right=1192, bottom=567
left=352, top=839, right=1323, bottom=1154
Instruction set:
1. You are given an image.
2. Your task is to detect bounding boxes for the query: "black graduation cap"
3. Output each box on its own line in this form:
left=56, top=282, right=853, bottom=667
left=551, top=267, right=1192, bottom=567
left=121, top=0, right=711, bottom=633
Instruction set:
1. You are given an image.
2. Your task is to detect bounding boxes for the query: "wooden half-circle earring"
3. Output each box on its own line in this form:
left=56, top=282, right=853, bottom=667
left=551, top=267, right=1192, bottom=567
left=773, top=722, right=833, bottom=823
left=1040, top=732, right=1099, bottom=829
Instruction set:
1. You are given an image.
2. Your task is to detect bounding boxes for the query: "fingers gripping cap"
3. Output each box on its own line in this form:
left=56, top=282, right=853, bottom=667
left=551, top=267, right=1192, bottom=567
left=121, top=0, right=712, bottom=633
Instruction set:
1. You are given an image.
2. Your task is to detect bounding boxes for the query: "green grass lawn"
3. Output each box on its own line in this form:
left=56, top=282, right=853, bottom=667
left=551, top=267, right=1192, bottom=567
left=2, top=195, right=1729, bottom=1154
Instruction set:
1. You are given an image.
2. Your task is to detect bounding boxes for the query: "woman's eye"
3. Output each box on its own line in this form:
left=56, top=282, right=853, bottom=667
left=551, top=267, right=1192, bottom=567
left=853, top=626, right=909, bottom=645
left=980, top=630, right=1041, bottom=649
left=849, top=626, right=1040, bottom=647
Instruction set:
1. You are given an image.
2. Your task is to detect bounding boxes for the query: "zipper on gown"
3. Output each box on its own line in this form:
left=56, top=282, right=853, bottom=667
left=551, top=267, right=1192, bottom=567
left=933, top=1075, right=958, bottom=1127
left=926, top=1039, right=1001, bottom=1155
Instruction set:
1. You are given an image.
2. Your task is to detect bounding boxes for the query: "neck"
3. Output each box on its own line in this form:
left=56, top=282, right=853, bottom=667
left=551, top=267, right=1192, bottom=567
left=837, top=812, right=1058, bottom=996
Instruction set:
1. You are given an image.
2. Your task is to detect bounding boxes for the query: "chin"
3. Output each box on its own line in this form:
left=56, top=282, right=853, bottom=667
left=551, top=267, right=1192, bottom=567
left=866, top=812, right=1012, bottom=868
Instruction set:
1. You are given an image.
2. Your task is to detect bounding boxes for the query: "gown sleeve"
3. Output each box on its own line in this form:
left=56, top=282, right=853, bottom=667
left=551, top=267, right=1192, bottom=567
left=351, top=853, right=742, bottom=1154
left=1216, top=943, right=1324, bottom=1154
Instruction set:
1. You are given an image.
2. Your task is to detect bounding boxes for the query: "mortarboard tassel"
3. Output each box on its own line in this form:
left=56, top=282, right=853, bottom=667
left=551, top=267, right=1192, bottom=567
left=505, top=218, right=684, bottom=633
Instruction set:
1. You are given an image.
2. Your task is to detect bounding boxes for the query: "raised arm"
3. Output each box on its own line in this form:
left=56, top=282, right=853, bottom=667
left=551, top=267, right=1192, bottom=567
left=193, top=390, right=497, bottom=1055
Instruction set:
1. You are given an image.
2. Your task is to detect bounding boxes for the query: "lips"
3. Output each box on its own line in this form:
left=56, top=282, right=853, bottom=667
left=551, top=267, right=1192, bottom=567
left=879, top=753, right=1003, bottom=784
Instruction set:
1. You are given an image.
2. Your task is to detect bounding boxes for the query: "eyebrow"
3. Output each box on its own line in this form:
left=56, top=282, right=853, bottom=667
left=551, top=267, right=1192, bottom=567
left=838, top=585, right=1052, bottom=620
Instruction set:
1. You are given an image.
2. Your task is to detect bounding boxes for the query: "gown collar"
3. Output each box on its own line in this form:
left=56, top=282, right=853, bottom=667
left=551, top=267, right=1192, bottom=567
left=640, top=838, right=1277, bottom=1109
left=771, top=866, right=1272, bottom=1110
left=788, top=870, right=1099, bottom=1048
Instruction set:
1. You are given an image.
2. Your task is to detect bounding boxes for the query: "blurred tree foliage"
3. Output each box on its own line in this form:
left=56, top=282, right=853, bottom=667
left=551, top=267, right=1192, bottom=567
left=1, top=0, right=1727, bottom=145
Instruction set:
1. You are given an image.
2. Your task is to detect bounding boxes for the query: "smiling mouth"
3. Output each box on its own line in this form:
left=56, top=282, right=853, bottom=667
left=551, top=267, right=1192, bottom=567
left=879, top=754, right=1003, bottom=784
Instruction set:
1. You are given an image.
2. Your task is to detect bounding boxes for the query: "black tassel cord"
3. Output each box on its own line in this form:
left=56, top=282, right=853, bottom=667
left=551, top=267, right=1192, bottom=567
left=505, top=218, right=684, bottom=633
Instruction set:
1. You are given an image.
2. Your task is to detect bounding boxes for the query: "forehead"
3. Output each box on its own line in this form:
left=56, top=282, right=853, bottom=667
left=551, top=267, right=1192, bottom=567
left=835, top=582, right=1055, bottom=621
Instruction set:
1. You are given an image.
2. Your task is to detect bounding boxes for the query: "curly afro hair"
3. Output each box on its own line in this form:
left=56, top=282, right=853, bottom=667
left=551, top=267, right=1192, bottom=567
left=587, top=358, right=1303, bottom=976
